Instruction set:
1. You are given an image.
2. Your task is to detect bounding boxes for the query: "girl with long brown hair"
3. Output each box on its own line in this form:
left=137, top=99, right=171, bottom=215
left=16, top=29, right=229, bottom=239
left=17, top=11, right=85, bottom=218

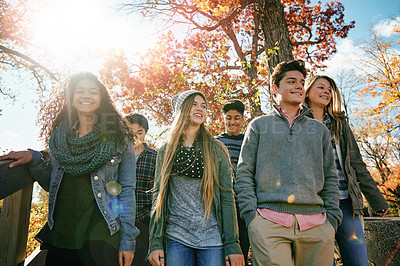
left=147, top=90, right=243, bottom=266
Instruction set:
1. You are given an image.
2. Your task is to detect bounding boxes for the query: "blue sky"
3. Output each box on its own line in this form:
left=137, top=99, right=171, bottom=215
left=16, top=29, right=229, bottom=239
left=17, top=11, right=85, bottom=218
left=0, top=0, right=399, bottom=152
left=343, top=0, right=399, bottom=40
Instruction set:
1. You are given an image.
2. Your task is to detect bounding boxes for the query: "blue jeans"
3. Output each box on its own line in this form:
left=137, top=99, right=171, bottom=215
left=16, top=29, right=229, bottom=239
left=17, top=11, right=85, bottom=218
left=335, top=198, right=368, bottom=266
left=166, top=238, right=224, bottom=266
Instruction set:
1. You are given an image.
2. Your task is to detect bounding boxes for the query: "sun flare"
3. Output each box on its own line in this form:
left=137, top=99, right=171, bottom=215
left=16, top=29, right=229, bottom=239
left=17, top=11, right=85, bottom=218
left=32, top=0, right=107, bottom=54
left=29, top=0, right=148, bottom=71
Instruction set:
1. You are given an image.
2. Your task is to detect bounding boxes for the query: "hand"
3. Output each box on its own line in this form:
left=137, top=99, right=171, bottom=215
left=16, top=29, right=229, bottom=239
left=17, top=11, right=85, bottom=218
left=0, top=150, right=32, bottom=168
left=375, top=209, right=388, bottom=217
left=148, top=250, right=165, bottom=266
left=225, top=254, right=245, bottom=266
left=119, top=251, right=134, bottom=266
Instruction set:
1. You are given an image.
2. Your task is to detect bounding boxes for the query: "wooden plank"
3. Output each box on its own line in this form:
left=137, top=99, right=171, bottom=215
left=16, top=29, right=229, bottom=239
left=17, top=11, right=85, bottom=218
left=0, top=183, right=34, bottom=266
left=0, top=160, right=34, bottom=200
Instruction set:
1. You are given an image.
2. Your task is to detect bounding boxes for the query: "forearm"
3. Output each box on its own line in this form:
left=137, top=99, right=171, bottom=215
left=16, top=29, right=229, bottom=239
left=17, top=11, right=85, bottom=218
left=221, top=190, right=242, bottom=256
left=320, top=174, right=342, bottom=230
left=321, top=135, right=342, bottom=230
left=235, top=126, right=258, bottom=226
left=346, top=125, right=389, bottom=210
left=234, top=172, right=257, bottom=227
left=118, top=143, right=139, bottom=252
left=219, top=154, right=242, bottom=256
left=148, top=147, right=165, bottom=253
left=119, top=187, right=138, bottom=252
left=26, top=150, right=51, bottom=191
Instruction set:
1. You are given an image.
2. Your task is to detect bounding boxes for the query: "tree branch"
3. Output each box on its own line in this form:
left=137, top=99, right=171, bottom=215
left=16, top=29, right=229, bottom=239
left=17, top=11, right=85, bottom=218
left=0, top=44, right=58, bottom=81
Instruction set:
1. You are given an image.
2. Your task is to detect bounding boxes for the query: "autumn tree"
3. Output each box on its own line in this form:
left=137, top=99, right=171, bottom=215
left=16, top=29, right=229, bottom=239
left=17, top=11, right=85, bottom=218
left=26, top=187, right=48, bottom=256
left=354, top=20, right=400, bottom=212
left=0, top=0, right=57, bottom=102
left=356, top=26, right=400, bottom=136
left=100, top=32, right=255, bottom=136
left=120, top=0, right=354, bottom=69
left=356, top=131, right=400, bottom=213
left=102, top=0, right=354, bottom=134
left=330, top=68, right=362, bottom=116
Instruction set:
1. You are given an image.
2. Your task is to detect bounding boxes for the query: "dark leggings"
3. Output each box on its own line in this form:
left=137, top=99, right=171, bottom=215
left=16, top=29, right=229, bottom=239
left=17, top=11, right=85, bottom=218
left=237, top=210, right=250, bottom=264
left=45, top=240, right=119, bottom=266
left=132, top=216, right=151, bottom=266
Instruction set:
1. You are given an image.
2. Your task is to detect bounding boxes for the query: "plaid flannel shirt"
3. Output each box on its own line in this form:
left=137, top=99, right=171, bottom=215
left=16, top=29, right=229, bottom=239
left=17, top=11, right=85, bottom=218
left=135, top=143, right=158, bottom=222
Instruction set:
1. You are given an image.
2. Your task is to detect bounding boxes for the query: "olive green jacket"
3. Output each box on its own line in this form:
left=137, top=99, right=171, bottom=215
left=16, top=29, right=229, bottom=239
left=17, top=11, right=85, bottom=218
left=148, top=141, right=242, bottom=257
left=338, top=117, right=389, bottom=215
left=306, top=113, right=389, bottom=215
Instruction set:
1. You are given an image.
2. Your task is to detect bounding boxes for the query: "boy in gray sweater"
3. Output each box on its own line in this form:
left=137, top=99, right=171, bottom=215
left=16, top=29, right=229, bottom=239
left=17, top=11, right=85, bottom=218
left=235, top=59, right=342, bottom=266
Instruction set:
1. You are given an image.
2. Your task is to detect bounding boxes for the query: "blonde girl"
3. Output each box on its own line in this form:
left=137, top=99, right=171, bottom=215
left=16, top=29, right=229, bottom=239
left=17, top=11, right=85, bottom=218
left=148, top=90, right=244, bottom=266
left=304, top=75, right=389, bottom=265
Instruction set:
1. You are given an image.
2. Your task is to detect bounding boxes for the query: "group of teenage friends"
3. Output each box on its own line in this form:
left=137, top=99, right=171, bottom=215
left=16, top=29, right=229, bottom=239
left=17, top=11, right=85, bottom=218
left=0, top=59, right=389, bottom=266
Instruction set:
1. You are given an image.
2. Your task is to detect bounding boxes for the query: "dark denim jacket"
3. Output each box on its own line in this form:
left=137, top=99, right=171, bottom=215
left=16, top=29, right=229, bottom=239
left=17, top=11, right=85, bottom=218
left=27, top=139, right=139, bottom=252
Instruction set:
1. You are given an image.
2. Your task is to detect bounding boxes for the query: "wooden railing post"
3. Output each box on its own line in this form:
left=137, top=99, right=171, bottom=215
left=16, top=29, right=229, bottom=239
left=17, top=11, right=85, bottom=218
left=0, top=184, right=34, bottom=265
left=0, top=160, right=35, bottom=266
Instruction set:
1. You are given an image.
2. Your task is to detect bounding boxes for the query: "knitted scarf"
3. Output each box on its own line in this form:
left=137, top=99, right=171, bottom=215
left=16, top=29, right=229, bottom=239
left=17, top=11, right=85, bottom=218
left=171, top=139, right=204, bottom=179
left=49, top=120, right=117, bottom=176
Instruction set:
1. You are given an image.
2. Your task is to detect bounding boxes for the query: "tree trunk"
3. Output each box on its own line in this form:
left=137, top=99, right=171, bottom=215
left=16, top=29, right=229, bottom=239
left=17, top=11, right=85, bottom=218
left=245, top=4, right=266, bottom=118
left=257, top=0, right=294, bottom=70
left=247, top=0, right=294, bottom=117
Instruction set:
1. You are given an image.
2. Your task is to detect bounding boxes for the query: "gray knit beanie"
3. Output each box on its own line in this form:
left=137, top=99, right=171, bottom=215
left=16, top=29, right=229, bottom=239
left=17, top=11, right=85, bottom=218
left=171, top=90, right=206, bottom=114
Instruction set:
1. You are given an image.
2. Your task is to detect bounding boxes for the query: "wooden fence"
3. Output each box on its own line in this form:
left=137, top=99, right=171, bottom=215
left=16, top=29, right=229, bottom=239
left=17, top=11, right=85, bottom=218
left=0, top=160, right=35, bottom=266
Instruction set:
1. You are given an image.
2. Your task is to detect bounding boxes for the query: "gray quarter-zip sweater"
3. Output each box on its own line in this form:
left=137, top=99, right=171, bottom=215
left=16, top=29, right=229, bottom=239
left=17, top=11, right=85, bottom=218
left=235, top=105, right=342, bottom=231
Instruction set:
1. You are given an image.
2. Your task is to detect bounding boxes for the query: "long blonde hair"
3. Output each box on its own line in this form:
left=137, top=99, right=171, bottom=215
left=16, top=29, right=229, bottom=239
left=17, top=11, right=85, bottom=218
left=154, top=93, right=230, bottom=220
left=304, top=75, right=345, bottom=144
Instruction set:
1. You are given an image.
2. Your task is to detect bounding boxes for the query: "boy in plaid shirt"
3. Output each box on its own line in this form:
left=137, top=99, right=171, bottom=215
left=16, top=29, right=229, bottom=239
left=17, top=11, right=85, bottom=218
left=126, top=113, right=158, bottom=266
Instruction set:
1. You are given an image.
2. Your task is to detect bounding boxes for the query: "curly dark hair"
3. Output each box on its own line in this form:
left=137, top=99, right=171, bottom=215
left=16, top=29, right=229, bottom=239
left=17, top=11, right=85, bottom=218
left=270, top=59, right=307, bottom=87
left=38, top=72, right=131, bottom=146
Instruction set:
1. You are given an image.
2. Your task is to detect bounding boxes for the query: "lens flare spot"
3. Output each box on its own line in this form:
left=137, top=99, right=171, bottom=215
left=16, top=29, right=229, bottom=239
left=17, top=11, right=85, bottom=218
left=287, top=194, right=295, bottom=204
left=347, top=230, right=364, bottom=244
left=349, top=231, right=359, bottom=241
left=106, top=181, right=122, bottom=196
left=276, top=181, right=281, bottom=187
left=108, top=197, right=127, bottom=216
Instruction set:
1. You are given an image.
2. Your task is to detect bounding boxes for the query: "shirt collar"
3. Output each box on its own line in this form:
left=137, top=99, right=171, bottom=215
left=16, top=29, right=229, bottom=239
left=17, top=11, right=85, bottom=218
left=138, top=142, right=151, bottom=156
left=276, top=105, right=304, bottom=117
